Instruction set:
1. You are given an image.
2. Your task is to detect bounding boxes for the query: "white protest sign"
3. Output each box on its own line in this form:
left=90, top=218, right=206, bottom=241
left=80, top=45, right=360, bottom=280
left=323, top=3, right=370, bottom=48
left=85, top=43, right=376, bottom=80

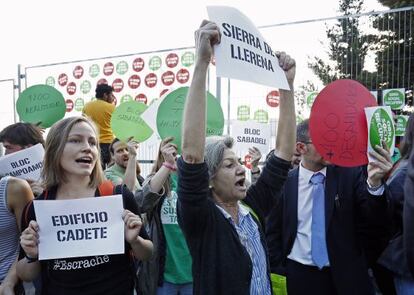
left=0, top=143, right=44, bottom=180
left=364, top=106, right=395, bottom=162
left=34, top=195, right=124, bottom=260
left=207, top=6, right=290, bottom=90
left=231, top=120, right=271, bottom=157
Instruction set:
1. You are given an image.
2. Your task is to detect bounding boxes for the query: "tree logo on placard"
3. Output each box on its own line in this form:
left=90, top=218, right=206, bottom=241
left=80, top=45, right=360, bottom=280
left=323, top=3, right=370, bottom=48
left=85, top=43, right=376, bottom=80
left=128, top=75, right=141, bottom=89
left=89, top=64, right=100, bottom=78
left=133, top=57, right=144, bottom=72
left=103, top=62, right=114, bottom=76
left=66, top=99, right=74, bottom=112
left=58, top=73, right=68, bottom=87
left=112, top=79, right=124, bottom=93
left=135, top=94, right=147, bottom=104
left=75, top=98, right=84, bottom=111
left=145, top=73, right=157, bottom=88
left=116, top=61, right=129, bottom=75
left=254, top=110, right=269, bottom=123
left=45, top=76, right=55, bottom=87
left=80, top=80, right=91, bottom=94
left=162, top=71, right=175, bottom=86
left=176, top=69, right=190, bottom=84
left=370, top=108, right=395, bottom=150
left=181, top=52, right=195, bottom=67
left=73, top=66, right=84, bottom=79
left=67, top=82, right=76, bottom=95
left=166, top=53, right=179, bottom=68
left=149, top=56, right=162, bottom=71
left=121, top=94, right=133, bottom=104
left=266, top=90, right=280, bottom=107
left=237, top=105, right=250, bottom=121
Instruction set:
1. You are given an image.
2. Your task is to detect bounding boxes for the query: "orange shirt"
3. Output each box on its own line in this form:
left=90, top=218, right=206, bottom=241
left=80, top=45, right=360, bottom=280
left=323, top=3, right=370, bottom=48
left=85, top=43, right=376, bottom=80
left=82, top=99, right=115, bottom=143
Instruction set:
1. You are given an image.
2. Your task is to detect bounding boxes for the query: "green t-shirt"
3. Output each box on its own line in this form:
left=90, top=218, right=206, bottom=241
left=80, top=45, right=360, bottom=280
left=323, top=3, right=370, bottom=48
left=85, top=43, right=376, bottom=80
left=161, top=175, right=192, bottom=284
left=104, top=164, right=141, bottom=192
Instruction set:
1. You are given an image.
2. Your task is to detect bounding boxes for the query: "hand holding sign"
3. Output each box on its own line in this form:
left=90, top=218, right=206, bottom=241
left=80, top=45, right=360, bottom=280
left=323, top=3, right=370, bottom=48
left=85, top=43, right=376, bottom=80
left=195, top=20, right=221, bottom=66
left=161, top=137, right=178, bottom=168
left=20, top=221, right=40, bottom=260
left=367, top=141, right=393, bottom=187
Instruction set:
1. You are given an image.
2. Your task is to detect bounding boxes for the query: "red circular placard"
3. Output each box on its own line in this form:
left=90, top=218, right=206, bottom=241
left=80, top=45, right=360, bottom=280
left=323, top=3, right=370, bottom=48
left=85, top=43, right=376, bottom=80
left=133, top=57, right=145, bottom=72
left=58, top=73, right=68, bottom=86
left=66, top=99, right=74, bottom=112
left=176, top=69, right=190, bottom=84
left=309, top=79, right=377, bottom=167
left=103, top=62, right=114, bottom=76
left=128, top=75, right=141, bottom=89
left=67, top=82, right=76, bottom=95
left=161, top=71, right=175, bottom=86
left=73, top=66, right=84, bottom=79
left=244, top=154, right=252, bottom=169
left=165, top=53, right=179, bottom=68
left=135, top=94, right=147, bottom=104
left=112, top=78, right=124, bottom=93
left=97, top=78, right=108, bottom=85
left=266, top=90, right=280, bottom=107
left=145, top=73, right=157, bottom=88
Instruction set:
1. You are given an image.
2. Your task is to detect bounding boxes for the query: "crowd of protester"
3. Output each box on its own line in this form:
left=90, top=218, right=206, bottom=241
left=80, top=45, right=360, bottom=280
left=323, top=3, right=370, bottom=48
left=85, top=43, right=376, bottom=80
left=0, top=20, right=413, bottom=295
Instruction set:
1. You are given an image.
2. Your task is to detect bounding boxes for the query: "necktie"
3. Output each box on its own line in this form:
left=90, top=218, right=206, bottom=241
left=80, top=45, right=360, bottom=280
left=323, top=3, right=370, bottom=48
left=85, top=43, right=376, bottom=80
left=310, top=172, right=329, bottom=269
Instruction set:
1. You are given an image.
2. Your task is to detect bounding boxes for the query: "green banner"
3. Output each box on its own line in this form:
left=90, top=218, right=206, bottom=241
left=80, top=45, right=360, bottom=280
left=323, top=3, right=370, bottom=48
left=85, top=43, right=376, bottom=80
left=395, top=115, right=409, bottom=137
left=369, top=108, right=395, bottom=149
left=237, top=105, right=250, bottom=121
left=383, top=88, right=405, bottom=110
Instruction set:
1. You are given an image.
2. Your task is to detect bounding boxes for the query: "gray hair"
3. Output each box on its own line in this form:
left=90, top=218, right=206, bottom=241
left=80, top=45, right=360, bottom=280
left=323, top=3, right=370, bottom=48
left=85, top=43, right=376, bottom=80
left=296, top=119, right=310, bottom=142
left=204, top=136, right=234, bottom=180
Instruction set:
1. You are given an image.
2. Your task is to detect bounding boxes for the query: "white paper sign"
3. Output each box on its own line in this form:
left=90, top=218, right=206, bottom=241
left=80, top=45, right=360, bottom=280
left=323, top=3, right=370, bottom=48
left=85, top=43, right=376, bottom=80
left=0, top=143, right=44, bottom=180
left=207, top=6, right=290, bottom=90
left=231, top=120, right=271, bottom=156
left=34, top=195, right=124, bottom=260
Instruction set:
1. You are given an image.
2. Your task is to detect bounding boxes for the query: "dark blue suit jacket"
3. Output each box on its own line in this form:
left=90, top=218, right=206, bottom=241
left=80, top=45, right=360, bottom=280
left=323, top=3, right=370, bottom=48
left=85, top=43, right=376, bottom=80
left=266, top=165, right=389, bottom=295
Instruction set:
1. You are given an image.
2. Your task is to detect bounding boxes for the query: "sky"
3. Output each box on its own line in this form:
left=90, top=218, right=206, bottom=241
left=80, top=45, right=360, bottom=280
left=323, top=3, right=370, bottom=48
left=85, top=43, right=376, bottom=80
left=0, top=0, right=385, bottom=80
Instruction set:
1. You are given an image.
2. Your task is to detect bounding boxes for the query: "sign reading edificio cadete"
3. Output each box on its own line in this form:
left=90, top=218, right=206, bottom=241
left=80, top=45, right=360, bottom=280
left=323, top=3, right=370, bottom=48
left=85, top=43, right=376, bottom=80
left=0, top=144, right=44, bottom=180
left=34, top=195, right=124, bottom=260
left=207, top=6, right=290, bottom=90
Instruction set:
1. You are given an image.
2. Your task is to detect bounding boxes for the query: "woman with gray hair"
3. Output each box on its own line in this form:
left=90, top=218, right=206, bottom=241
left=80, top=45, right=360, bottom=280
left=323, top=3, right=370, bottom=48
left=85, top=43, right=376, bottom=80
left=176, top=20, right=296, bottom=295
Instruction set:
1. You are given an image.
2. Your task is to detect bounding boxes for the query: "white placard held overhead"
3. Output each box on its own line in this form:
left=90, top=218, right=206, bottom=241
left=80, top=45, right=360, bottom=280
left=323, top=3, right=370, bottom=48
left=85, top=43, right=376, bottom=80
left=207, top=6, right=290, bottom=90
left=34, top=195, right=125, bottom=260
left=0, top=143, right=44, bottom=180
left=231, top=120, right=271, bottom=157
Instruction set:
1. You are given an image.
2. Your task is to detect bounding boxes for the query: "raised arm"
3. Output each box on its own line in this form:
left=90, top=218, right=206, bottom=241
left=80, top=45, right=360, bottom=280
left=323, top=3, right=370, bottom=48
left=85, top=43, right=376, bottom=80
left=123, top=140, right=139, bottom=193
left=181, top=20, right=220, bottom=163
left=273, top=52, right=296, bottom=161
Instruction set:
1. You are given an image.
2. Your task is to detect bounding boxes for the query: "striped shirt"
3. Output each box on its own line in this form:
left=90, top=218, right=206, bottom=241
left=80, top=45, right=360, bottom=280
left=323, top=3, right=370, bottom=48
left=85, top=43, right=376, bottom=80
left=216, top=202, right=271, bottom=295
left=0, top=176, right=19, bottom=283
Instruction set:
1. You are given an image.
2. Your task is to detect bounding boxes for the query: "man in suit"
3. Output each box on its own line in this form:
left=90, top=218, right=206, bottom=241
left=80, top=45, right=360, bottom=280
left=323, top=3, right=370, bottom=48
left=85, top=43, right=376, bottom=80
left=266, top=119, right=392, bottom=295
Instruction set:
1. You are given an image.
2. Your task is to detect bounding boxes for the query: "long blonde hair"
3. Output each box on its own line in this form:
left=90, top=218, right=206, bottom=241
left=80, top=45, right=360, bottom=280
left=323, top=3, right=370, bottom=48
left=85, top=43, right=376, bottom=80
left=41, top=116, right=105, bottom=190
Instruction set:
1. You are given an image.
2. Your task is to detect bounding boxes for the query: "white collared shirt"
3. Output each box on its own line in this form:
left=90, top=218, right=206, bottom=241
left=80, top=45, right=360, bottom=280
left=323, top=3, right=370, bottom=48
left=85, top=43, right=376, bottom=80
left=287, top=164, right=328, bottom=266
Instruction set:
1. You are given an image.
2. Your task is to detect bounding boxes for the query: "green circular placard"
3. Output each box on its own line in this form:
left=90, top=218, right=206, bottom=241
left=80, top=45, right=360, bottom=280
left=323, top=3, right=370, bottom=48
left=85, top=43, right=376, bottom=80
left=45, top=76, right=55, bottom=87
left=181, top=52, right=195, bottom=67
left=253, top=109, right=269, bottom=123
left=237, top=105, right=250, bottom=121
left=17, top=85, right=66, bottom=128
left=89, top=64, right=100, bottom=78
left=116, top=61, right=129, bottom=75
left=383, top=89, right=405, bottom=110
left=80, top=80, right=92, bottom=94
left=156, top=87, right=224, bottom=153
left=74, top=98, right=85, bottom=111
left=149, top=56, right=162, bottom=71
left=120, top=94, right=133, bottom=104
left=111, top=101, right=153, bottom=142
left=370, top=108, right=395, bottom=149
